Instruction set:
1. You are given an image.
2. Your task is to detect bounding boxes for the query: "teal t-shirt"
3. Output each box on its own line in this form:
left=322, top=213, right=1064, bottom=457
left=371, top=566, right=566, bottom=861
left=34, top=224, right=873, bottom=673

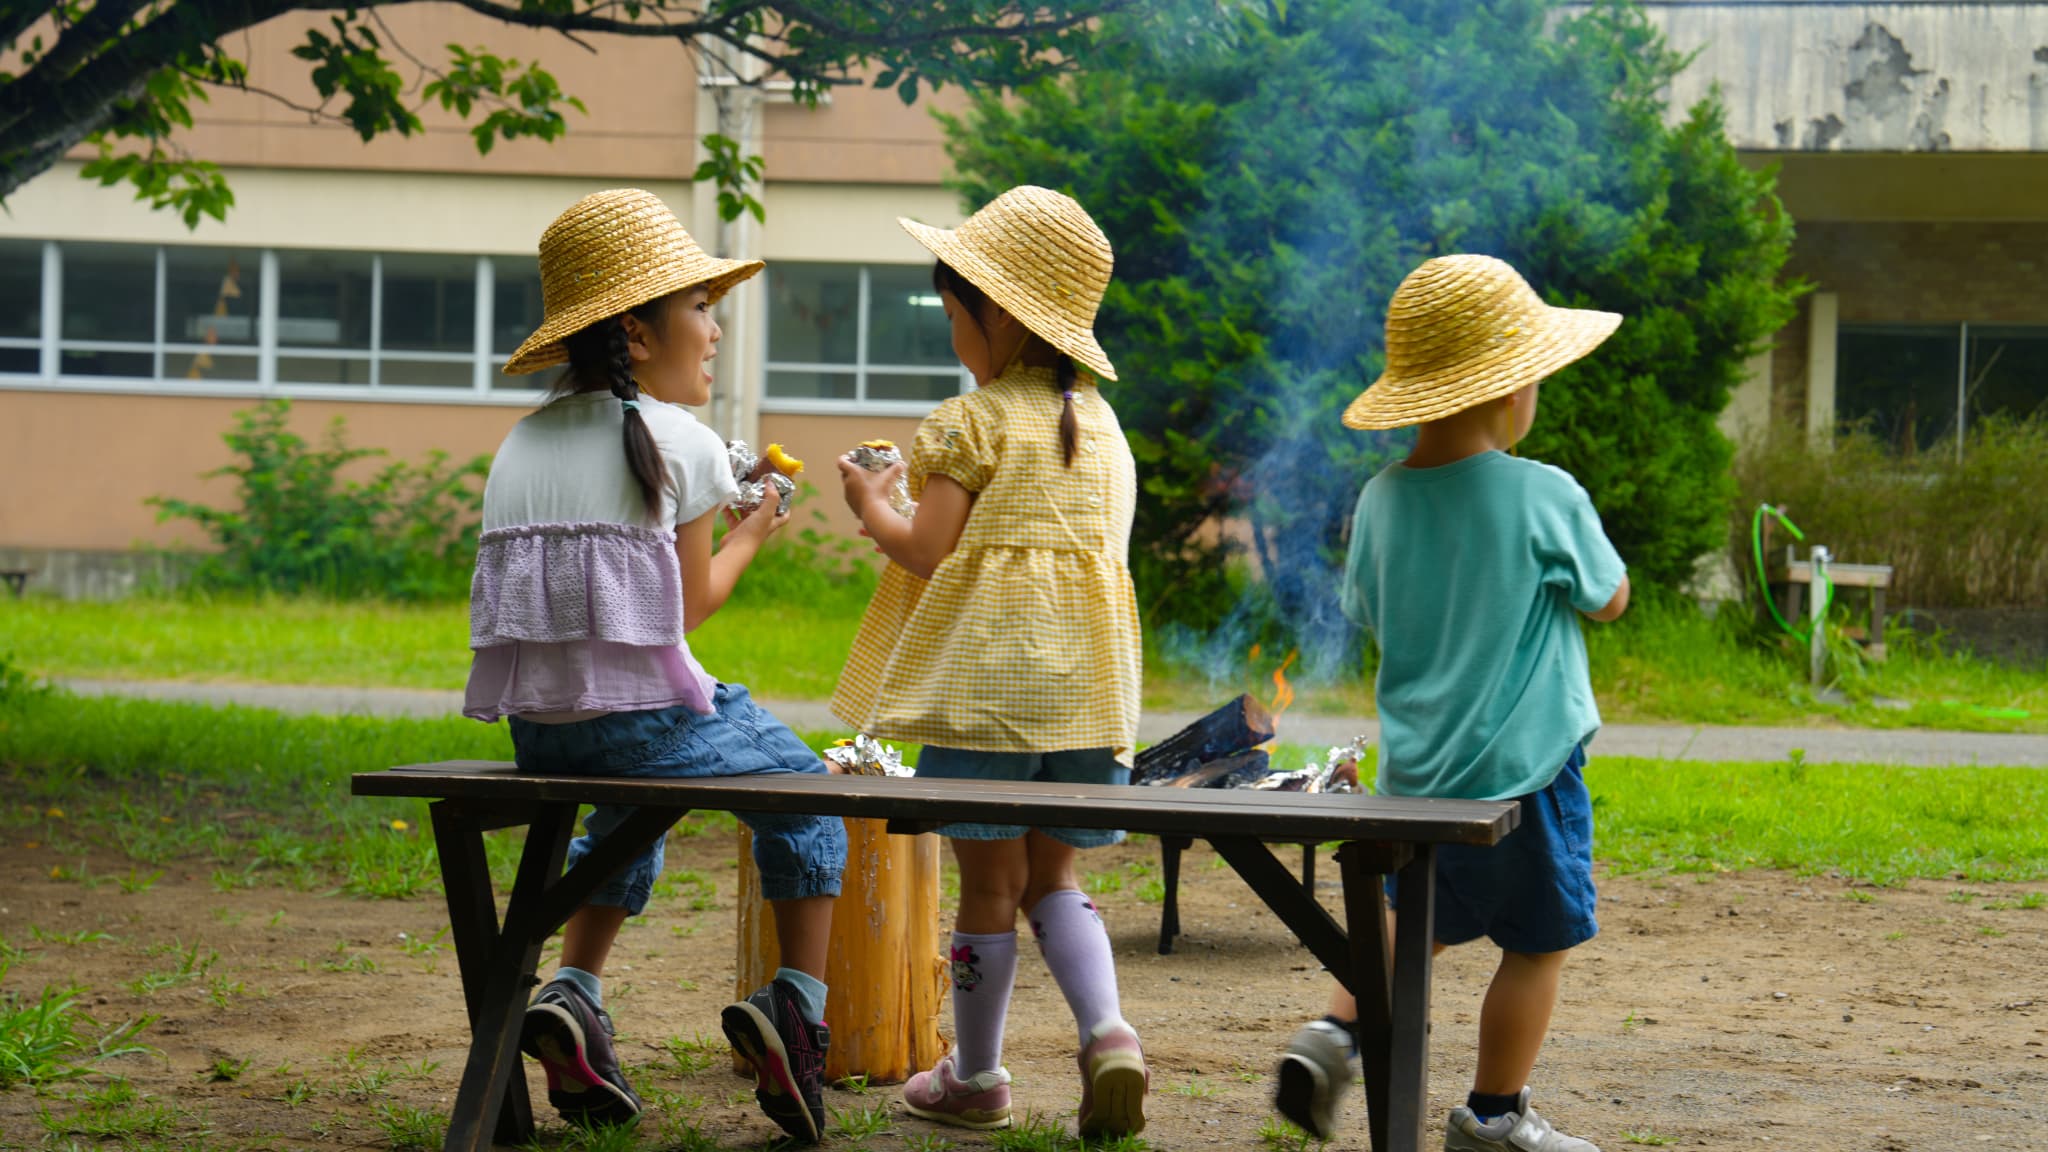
left=1341, top=451, right=1625, bottom=801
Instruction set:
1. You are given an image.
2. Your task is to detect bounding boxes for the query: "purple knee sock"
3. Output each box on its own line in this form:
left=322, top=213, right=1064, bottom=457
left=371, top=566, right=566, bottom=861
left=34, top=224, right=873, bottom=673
left=948, top=930, right=1017, bottom=1077
left=1030, top=889, right=1125, bottom=1046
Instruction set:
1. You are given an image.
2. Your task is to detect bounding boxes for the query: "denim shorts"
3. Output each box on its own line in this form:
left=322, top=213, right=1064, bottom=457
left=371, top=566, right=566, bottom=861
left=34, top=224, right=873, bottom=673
left=508, top=683, right=846, bottom=913
left=1386, top=746, right=1598, bottom=955
left=913, top=746, right=1128, bottom=848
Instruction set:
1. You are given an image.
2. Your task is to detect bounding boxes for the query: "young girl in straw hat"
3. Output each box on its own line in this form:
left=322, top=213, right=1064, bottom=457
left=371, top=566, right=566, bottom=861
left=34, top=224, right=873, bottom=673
left=470, top=188, right=846, bottom=1144
left=832, top=186, right=1148, bottom=1137
left=1271, top=255, right=1629, bottom=1152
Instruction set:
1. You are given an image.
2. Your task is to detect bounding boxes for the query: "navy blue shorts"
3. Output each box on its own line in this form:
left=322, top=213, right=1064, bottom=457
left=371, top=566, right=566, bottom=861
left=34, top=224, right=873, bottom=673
left=1387, top=746, right=1598, bottom=954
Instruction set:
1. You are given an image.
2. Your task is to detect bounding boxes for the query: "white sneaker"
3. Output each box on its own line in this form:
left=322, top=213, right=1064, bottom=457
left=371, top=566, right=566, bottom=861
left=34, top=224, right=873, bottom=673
left=1444, top=1087, right=1600, bottom=1151
left=1273, top=1019, right=1355, bottom=1140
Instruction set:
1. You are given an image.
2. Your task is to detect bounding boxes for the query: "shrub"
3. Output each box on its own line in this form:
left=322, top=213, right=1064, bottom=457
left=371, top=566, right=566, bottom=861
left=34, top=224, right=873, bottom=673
left=1734, top=416, right=2048, bottom=608
left=149, top=400, right=489, bottom=600
left=943, top=0, right=1800, bottom=675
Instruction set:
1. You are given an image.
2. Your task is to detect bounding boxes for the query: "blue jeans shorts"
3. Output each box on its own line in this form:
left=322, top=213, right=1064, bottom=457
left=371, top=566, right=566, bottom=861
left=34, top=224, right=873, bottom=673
left=1387, top=746, right=1598, bottom=954
left=914, top=746, right=1128, bottom=848
left=508, top=683, right=846, bottom=914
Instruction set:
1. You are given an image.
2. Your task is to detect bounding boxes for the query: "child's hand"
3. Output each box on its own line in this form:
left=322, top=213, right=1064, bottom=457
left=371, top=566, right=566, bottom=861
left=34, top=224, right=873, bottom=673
left=838, top=455, right=906, bottom=520
left=727, top=487, right=790, bottom=540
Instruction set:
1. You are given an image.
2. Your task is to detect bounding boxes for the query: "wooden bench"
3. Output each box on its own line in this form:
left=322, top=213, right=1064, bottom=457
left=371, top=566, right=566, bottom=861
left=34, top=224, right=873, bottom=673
left=1767, top=545, right=1893, bottom=659
left=352, top=762, right=1517, bottom=1152
left=0, top=569, right=28, bottom=598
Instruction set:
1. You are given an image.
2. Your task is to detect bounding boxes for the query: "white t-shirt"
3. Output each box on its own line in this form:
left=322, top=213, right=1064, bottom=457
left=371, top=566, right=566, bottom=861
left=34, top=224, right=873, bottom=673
left=482, top=391, right=737, bottom=532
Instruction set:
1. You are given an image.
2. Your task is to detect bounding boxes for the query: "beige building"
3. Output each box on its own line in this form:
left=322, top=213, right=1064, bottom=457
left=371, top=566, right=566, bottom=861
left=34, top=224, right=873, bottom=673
left=6, top=3, right=2047, bottom=594
left=1642, top=1, right=2048, bottom=454
left=0, top=5, right=974, bottom=593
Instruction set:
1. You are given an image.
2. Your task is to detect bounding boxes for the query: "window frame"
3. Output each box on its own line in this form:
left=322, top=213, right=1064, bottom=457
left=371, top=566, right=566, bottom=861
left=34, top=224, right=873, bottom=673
left=1835, top=320, right=2048, bottom=460
left=761, top=261, right=969, bottom=417
left=0, top=239, right=545, bottom=407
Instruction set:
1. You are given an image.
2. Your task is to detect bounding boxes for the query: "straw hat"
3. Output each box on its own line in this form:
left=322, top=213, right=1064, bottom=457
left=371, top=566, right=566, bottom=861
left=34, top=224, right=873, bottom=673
left=899, top=185, right=1118, bottom=381
left=1341, top=255, right=1621, bottom=431
left=502, top=188, right=763, bottom=376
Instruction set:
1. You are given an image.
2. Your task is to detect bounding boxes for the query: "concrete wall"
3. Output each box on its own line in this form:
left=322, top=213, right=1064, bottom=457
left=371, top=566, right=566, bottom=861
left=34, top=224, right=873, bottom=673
left=1646, top=2, right=2048, bottom=151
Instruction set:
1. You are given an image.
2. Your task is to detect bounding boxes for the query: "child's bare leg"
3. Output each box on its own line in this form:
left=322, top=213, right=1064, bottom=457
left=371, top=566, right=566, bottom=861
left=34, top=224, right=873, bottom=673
left=769, top=895, right=836, bottom=980
left=953, top=837, right=1029, bottom=931
left=1472, top=948, right=1566, bottom=1096
left=559, top=905, right=630, bottom=973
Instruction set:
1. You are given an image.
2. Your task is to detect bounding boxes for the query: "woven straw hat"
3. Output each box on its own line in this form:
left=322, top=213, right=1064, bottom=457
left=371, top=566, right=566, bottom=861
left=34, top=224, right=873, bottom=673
left=1341, top=255, right=1621, bottom=431
left=502, top=188, right=763, bottom=376
left=899, top=185, right=1118, bottom=381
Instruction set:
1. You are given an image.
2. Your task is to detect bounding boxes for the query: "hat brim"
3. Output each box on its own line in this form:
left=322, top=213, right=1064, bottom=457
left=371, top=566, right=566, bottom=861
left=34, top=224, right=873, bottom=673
left=899, top=216, right=1118, bottom=382
left=1341, top=306, right=1621, bottom=431
left=501, top=256, right=763, bottom=377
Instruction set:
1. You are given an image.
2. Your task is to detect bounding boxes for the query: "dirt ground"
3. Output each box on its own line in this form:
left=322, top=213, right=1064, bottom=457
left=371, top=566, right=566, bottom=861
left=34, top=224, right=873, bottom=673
left=2, top=830, right=2043, bottom=1151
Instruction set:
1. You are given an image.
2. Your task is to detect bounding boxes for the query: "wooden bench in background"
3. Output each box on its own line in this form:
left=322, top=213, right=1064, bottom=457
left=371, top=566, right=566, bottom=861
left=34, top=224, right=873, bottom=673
left=352, top=763, right=1515, bottom=1152
left=1768, top=545, right=1894, bottom=659
left=0, top=569, right=28, bottom=599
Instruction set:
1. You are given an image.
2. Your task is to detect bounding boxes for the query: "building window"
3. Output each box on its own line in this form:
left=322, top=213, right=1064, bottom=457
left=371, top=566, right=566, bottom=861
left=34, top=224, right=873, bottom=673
left=0, top=239, right=42, bottom=375
left=0, top=239, right=548, bottom=400
left=765, top=262, right=966, bottom=410
left=491, top=255, right=550, bottom=390
left=1838, top=324, right=2048, bottom=454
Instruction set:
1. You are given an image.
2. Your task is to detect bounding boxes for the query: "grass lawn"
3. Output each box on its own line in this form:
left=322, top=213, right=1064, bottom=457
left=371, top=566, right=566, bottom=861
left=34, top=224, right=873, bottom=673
left=4, top=586, right=2043, bottom=731
left=3, top=688, right=2044, bottom=896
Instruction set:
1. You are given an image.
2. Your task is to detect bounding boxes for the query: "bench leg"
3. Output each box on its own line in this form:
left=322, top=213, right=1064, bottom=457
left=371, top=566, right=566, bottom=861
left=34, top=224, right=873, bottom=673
left=441, top=803, right=575, bottom=1152
left=1386, top=847, right=1438, bottom=1152
left=1869, top=587, right=1887, bottom=661
left=1337, top=843, right=1395, bottom=1152
left=430, top=802, right=534, bottom=1146
left=1158, top=835, right=1191, bottom=954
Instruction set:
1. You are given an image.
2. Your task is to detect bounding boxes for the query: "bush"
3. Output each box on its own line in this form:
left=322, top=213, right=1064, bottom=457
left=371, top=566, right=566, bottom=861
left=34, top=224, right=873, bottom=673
left=1735, top=416, right=2048, bottom=608
left=942, top=0, right=1799, bottom=675
left=149, top=400, right=489, bottom=600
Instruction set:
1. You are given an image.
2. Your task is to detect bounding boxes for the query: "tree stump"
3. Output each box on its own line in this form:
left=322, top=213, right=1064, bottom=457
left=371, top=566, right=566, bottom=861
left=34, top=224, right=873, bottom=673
left=734, top=819, right=946, bottom=1084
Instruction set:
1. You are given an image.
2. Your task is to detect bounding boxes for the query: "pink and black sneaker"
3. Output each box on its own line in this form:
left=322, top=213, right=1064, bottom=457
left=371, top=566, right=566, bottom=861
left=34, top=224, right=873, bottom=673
left=519, top=979, right=642, bottom=1127
left=721, top=978, right=831, bottom=1144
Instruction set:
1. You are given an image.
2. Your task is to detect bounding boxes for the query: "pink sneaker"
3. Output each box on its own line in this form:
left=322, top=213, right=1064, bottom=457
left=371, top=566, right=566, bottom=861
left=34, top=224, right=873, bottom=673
left=1077, top=1019, right=1149, bottom=1137
left=901, top=1052, right=1013, bottom=1130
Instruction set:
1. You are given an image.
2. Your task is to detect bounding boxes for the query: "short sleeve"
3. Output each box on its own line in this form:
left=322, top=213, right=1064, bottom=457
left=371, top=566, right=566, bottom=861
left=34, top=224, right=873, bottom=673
left=911, top=399, right=995, bottom=495
left=1339, top=482, right=1374, bottom=627
left=1534, top=471, right=1626, bottom=615
left=654, top=409, right=739, bottom=527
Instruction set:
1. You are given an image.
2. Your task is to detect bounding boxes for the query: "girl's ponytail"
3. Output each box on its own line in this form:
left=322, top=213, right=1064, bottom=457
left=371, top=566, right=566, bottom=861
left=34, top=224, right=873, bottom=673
left=559, top=301, right=669, bottom=518
left=1054, top=356, right=1079, bottom=468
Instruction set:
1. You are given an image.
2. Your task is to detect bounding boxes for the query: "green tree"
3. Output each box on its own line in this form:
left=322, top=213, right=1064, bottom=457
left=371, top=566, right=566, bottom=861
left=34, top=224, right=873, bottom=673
left=0, top=1, right=1120, bottom=226
left=943, top=0, right=1799, bottom=674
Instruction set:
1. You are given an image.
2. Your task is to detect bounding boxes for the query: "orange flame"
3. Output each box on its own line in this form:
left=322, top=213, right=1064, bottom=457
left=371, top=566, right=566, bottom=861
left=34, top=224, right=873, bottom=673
left=1269, top=649, right=1298, bottom=721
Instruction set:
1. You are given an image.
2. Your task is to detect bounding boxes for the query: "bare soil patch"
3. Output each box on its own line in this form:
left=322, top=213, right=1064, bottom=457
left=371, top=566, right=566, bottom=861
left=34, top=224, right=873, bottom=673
left=2, top=832, right=2043, bottom=1150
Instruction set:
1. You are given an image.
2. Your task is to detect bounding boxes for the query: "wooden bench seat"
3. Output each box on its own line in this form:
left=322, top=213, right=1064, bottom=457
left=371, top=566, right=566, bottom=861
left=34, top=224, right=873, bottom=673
left=353, top=761, right=1518, bottom=1152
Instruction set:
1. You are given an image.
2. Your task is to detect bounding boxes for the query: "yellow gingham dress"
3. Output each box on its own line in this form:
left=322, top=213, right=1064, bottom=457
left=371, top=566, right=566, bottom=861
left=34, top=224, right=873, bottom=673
left=831, top=364, right=1142, bottom=762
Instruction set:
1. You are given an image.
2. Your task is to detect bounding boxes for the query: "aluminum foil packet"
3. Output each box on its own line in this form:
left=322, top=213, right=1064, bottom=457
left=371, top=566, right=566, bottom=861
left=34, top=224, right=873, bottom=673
left=1251, top=735, right=1370, bottom=794
left=847, top=440, right=917, bottom=519
left=726, top=439, right=796, bottom=516
left=823, top=734, right=914, bottom=778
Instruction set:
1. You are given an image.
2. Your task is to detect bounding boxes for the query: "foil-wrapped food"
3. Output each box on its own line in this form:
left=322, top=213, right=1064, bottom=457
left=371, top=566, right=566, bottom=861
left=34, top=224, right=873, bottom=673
left=1251, top=735, right=1370, bottom=794
left=846, top=439, right=917, bottom=519
left=823, top=734, right=915, bottom=778
left=727, top=440, right=803, bottom=516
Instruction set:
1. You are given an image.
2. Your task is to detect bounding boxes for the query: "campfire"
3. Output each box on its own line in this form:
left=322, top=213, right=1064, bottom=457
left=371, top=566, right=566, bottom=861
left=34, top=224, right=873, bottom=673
left=1132, top=652, right=1365, bottom=795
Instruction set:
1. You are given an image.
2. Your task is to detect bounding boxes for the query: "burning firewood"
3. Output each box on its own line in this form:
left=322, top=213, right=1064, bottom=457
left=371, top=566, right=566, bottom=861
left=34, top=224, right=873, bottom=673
left=1147, top=749, right=1271, bottom=789
left=1131, top=695, right=1275, bottom=787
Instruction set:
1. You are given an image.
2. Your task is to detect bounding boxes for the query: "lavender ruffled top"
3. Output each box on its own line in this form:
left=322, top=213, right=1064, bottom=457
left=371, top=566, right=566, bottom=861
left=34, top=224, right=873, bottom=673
left=462, top=521, right=716, bottom=721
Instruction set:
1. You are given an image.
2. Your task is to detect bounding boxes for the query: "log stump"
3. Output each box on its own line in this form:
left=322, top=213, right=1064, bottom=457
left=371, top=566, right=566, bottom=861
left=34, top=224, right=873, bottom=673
left=734, top=819, right=946, bottom=1084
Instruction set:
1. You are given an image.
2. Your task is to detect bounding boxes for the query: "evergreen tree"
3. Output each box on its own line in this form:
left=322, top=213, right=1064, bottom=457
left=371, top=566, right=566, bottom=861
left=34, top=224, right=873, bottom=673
left=943, top=0, right=1800, bottom=675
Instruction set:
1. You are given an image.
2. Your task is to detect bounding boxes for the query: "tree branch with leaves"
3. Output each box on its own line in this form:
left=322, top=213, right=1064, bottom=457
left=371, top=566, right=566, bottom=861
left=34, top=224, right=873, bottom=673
left=1, top=0, right=1122, bottom=227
